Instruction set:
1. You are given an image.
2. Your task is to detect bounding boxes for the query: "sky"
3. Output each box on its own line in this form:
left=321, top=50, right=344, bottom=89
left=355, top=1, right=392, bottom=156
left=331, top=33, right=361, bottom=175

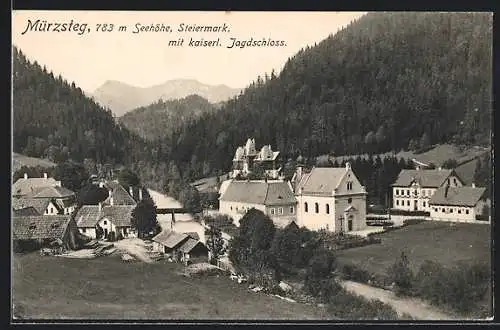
left=12, top=11, right=366, bottom=92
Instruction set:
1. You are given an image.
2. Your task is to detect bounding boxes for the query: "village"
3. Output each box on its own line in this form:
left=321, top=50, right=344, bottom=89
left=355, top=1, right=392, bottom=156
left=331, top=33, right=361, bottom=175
left=11, top=137, right=492, bottom=320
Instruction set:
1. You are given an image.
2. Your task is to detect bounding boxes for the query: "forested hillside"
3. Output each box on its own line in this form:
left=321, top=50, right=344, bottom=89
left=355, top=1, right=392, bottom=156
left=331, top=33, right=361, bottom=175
left=167, top=12, right=492, bottom=177
left=120, top=95, right=218, bottom=141
left=12, top=46, right=172, bottom=191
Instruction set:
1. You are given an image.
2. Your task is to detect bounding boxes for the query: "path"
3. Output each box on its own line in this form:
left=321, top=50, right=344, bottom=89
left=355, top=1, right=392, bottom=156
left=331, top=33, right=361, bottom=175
left=113, top=238, right=153, bottom=263
left=340, top=280, right=458, bottom=320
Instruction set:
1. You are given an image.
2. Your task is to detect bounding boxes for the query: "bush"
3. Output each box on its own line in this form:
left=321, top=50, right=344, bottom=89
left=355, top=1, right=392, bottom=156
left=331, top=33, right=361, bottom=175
left=107, top=231, right=116, bottom=242
left=327, top=286, right=399, bottom=320
left=389, top=209, right=430, bottom=216
left=387, top=252, right=413, bottom=296
left=340, top=263, right=372, bottom=283
left=402, top=218, right=425, bottom=226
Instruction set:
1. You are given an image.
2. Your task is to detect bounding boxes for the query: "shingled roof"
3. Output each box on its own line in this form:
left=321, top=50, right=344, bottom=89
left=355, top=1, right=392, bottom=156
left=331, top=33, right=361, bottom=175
left=178, top=238, right=207, bottom=254
left=295, top=167, right=348, bottom=195
left=12, top=177, right=60, bottom=197
left=11, top=197, right=58, bottom=215
left=152, top=230, right=189, bottom=249
left=12, top=206, right=40, bottom=216
left=429, top=186, right=486, bottom=207
left=220, top=180, right=296, bottom=206
left=12, top=215, right=71, bottom=240
left=32, top=186, right=75, bottom=199
left=103, top=181, right=137, bottom=206
left=75, top=205, right=135, bottom=228
left=392, top=169, right=460, bottom=188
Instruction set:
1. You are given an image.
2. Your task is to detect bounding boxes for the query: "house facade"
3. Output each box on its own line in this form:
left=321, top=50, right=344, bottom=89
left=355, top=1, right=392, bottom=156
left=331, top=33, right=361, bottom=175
left=292, top=163, right=367, bottom=233
left=31, top=186, right=77, bottom=215
left=392, top=168, right=464, bottom=212
left=218, top=179, right=297, bottom=227
left=152, top=230, right=208, bottom=263
left=429, top=185, right=488, bottom=222
left=231, top=138, right=282, bottom=179
left=12, top=197, right=62, bottom=216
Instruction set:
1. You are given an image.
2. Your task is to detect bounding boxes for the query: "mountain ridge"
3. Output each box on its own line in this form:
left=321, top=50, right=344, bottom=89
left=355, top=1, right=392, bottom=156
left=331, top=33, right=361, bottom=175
left=91, top=78, right=242, bottom=116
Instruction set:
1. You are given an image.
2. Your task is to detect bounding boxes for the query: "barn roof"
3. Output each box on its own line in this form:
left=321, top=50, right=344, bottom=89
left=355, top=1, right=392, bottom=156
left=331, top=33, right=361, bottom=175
left=429, top=186, right=486, bottom=207
left=12, top=215, right=71, bottom=240
left=100, top=205, right=135, bottom=227
left=295, top=167, right=348, bottom=195
left=152, top=230, right=189, bottom=249
left=103, top=181, right=137, bottom=206
left=178, top=238, right=206, bottom=253
left=75, top=205, right=101, bottom=228
left=220, top=181, right=296, bottom=206
left=392, top=169, right=459, bottom=188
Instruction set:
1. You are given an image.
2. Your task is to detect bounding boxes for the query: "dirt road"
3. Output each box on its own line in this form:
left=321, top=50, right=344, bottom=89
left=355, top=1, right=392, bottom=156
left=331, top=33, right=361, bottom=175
left=113, top=238, right=153, bottom=263
left=340, top=280, right=458, bottom=320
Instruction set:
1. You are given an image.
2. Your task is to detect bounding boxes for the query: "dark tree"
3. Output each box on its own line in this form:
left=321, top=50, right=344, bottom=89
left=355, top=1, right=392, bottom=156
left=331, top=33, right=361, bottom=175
left=206, top=226, right=226, bottom=265
left=131, top=199, right=158, bottom=238
left=53, top=161, right=89, bottom=193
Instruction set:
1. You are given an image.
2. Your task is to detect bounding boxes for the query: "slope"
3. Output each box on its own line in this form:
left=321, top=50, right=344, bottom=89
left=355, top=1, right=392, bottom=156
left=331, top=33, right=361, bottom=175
left=167, top=12, right=492, bottom=177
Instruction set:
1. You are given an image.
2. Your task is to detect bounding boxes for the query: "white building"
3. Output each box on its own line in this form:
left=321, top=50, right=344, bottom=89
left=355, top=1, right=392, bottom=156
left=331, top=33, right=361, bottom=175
left=218, top=179, right=297, bottom=227
left=391, top=168, right=464, bottom=212
left=292, top=163, right=367, bottom=233
left=429, top=184, right=488, bottom=223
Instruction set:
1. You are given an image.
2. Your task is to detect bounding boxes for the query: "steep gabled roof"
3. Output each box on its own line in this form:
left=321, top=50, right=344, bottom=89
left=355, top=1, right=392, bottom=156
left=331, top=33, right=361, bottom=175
left=220, top=181, right=296, bottom=206
left=295, top=167, right=347, bottom=195
left=12, top=215, right=71, bottom=240
left=102, top=181, right=137, bottom=206
left=178, top=238, right=207, bottom=254
left=429, top=186, right=486, bottom=207
left=32, top=186, right=75, bottom=199
left=75, top=205, right=101, bottom=228
left=12, top=206, right=40, bottom=216
left=100, top=205, right=136, bottom=227
left=392, top=169, right=458, bottom=188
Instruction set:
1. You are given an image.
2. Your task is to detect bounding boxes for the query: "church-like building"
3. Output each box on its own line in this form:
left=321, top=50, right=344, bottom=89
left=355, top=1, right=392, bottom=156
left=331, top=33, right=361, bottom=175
left=231, top=138, right=282, bottom=180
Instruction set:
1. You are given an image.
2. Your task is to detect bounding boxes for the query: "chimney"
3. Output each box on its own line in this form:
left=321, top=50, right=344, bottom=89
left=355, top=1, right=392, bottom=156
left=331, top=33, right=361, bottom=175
left=472, top=183, right=476, bottom=188
left=139, top=188, right=143, bottom=201
left=129, top=186, right=134, bottom=197
left=345, top=162, right=351, bottom=172
left=43, top=172, right=48, bottom=179
left=24, top=173, right=28, bottom=180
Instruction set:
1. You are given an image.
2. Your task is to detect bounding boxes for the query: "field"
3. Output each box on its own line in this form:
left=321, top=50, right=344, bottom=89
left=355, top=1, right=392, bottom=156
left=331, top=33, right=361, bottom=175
left=12, top=153, right=56, bottom=174
left=336, top=221, right=491, bottom=275
left=12, top=253, right=329, bottom=320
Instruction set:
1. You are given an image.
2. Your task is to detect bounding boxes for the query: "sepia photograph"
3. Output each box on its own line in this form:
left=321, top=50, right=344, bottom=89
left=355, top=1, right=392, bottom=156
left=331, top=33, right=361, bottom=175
left=11, top=10, right=493, bottom=321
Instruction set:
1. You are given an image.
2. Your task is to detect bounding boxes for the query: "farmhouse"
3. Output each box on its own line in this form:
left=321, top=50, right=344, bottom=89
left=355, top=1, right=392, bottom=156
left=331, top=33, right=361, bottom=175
left=12, top=173, right=61, bottom=198
left=392, top=168, right=464, bottom=212
left=152, top=230, right=208, bottom=263
left=231, top=138, right=282, bottom=179
left=218, top=179, right=297, bottom=227
left=12, top=197, right=63, bottom=216
left=31, top=186, right=77, bottom=215
left=75, top=203, right=137, bottom=240
left=429, top=184, right=488, bottom=223
left=292, top=163, right=367, bottom=232
left=12, top=215, right=73, bottom=251
left=101, top=181, right=138, bottom=206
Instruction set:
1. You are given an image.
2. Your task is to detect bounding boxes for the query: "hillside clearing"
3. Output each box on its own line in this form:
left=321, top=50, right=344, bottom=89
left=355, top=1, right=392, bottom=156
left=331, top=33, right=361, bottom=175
left=12, top=253, right=329, bottom=320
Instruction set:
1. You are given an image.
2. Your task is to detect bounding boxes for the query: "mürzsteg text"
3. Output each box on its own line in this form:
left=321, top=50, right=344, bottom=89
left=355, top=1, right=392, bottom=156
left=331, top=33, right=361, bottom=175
left=21, top=19, right=90, bottom=35
left=227, top=37, right=286, bottom=49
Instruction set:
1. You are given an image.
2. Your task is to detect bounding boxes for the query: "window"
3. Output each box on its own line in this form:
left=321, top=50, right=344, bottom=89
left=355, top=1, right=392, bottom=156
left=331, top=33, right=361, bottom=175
left=442, top=208, right=445, bottom=213
left=270, top=208, right=275, bottom=215
left=347, top=181, right=353, bottom=190
left=453, top=178, right=457, bottom=185
left=396, top=189, right=399, bottom=196
left=315, top=203, right=319, bottom=213
left=278, top=207, right=283, bottom=215
left=407, top=190, right=410, bottom=196
left=422, top=190, right=426, bottom=197
left=348, top=198, right=352, bottom=204
left=407, top=200, right=410, bottom=206
left=449, top=208, right=453, bottom=213
left=326, top=204, right=330, bottom=214
left=304, top=202, right=308, bottom=213
left=230, top=206, right=233, bottom=211
left=423, top=201, right=426, bottom=207
left=466, top=209, right=469, bottom=215
left=82, top=228, right=86, bottom=233
left=433, top=208, right=437, bottom=212
left=458, top=209, right=462, bottom=214
left=290, top=206, right=294, bottom=214
left=103, top=220, right=107, bottom=225
left=396, top=200, right=399, bottom=206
